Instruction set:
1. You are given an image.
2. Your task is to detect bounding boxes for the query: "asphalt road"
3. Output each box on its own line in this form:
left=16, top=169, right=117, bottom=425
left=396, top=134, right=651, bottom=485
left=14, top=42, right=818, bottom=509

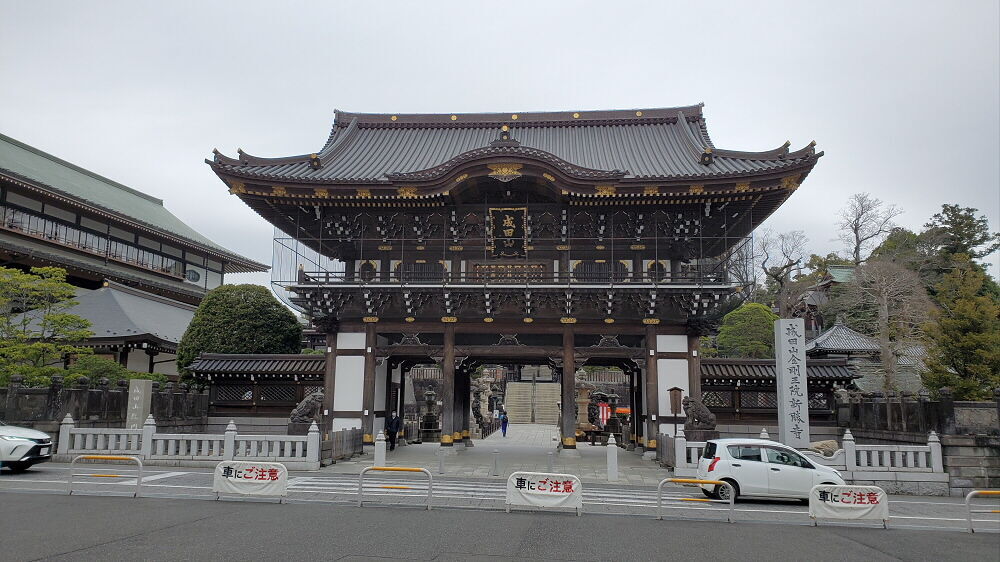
left=2, top=492, right=997, bottom=561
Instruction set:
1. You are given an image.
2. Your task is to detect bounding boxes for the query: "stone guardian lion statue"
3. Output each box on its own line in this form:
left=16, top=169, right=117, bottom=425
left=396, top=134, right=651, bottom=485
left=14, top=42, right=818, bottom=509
left=289, top=390, right=324, bottom=423
left=682, top=395, right=716, bottom=430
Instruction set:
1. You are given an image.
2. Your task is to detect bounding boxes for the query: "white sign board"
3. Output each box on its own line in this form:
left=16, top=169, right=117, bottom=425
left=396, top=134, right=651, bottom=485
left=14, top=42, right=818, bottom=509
left=809, top=485, right=889, bottom=524
left=125, top=379, right=152, bottom=430
left=506, top=472, right=582, bottom=512
left=774, top=318, right=810, bottom=448
left=213, top=461, right=288, bottom=497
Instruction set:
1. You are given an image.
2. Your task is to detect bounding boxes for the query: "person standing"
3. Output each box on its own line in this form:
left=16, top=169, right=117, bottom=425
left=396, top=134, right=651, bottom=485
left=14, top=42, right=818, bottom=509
left=500, top=412, right=509, bottom=437
left=385, top=411, right=402, bottom=451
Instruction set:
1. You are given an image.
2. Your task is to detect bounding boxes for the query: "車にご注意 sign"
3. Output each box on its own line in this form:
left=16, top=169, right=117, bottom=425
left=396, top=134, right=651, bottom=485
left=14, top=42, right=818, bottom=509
left=506, top=472, right=583, bottom=511
left=809, top=485, right=889, bottom=524
left=213, top=461, right=288, bottom=497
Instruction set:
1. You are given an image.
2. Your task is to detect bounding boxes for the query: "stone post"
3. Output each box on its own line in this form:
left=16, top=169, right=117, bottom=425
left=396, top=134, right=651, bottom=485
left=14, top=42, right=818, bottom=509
left=57, top=414, right=74, bottom=455
left=994, top=388, right=1000, bottom=430
left=606, top=434, right=619, bottom=482
left=843, top=428, right=857, bottom=471
left=928, top=431, right=944, bottom=473
left=307, top=422, right=320, bottom=465
left=374, top=430, right=387, bottom=467
left=674, top=427, right=687, bottom=468
left=46, top=376, right=65, bottom=420
left=223, top=419, right=237, bottom=460
left=938, top=387, right=956, bottom=435
left=5, top=375, right=23, bottom=422
left=140, top=414, right=156, bottom=458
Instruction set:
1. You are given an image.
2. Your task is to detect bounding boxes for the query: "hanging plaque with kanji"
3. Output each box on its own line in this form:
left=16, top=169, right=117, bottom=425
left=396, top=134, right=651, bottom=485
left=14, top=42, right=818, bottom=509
left=489, top=207, right=527, bottom=258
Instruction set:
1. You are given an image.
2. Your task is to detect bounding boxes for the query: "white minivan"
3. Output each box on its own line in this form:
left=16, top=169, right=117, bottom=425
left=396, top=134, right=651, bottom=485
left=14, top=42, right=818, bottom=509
left=696, top=438, right=844, bottom=501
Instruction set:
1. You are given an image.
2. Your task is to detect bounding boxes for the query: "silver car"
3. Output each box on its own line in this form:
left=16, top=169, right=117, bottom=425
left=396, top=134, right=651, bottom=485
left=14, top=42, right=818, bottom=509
left=0, top=420, right=52, bottom=472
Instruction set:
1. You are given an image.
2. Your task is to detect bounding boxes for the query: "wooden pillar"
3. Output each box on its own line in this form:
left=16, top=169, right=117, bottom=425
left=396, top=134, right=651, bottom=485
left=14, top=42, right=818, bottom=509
left=561, top=327, right=576, bottom=449
left=440, top=324, right=455, bottom=447
left=644, top=325, right=659, bottom=450
left=460, top=371, right=472, bottom=445
left=688, top=334, right=702, bottom=400
left=361, top=322, right=377, bottom=444
left=630, top=368, right=641, bottom=447
left=323, top=331, right=338, bottom=439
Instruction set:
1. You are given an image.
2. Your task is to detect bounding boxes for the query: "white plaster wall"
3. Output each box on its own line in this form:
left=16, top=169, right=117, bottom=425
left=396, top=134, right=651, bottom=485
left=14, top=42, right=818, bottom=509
left=657, top=358, right=689, bottom=417
left=337, top=332, right=366, bottom=350
left=391, top=364, right=401, bottom=384
left=656, top=335, right=687, bottom=353
left=374, top=360, right=387, bottom=412
left=333, top=418, right=362, bottom=432
left=334, top=356, right=364, bottom=410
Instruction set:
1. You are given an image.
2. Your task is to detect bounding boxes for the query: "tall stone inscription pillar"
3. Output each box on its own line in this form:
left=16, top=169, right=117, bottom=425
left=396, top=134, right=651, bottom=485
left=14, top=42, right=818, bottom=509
left=775, top=318, right=810, bottom=448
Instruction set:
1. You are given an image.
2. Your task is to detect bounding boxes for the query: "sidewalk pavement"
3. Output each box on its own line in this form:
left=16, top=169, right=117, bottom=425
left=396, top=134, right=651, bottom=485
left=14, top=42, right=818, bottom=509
left=326, top=423, right=672, bottom=486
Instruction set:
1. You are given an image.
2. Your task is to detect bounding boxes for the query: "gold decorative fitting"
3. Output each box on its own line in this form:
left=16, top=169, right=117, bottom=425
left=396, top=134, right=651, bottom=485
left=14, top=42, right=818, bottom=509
left=271, top=186, right=288, bottom=197
left=563, top=437, right=577, bottom=447
left=356, top=188, right=372, bottom=198
left=362, top=316, right=379, bottom=323
left=448, top=245, right=463, bottom=251
left=441, top=316, right=458, bottom=323
left=450, top=115, right=457, bottom=121
left=647, top=439, right=657, bottom=449
left=594, top=259, right=606, bottom=263
left=604, top=318, right=615, bottom=324
left=595, top=245, right=606, bottom=250
left=454, top=173, right=469, bottom=183
left=560, top=317, right=577, bottom=324
left=501, top=125, right=509, bottom=132
left=405, top=316, right=415, bottom=323
left=228, top=181, right=247, bottom=194
left=630, top=244, right=646, bottom=250
left=688, top=185, right=705, bottom=194
left=734, top=182, right=751, bottom=193
left=781, top=175, right=801, bottom=190
left=397, top=186, right=418, bottom=198
left=561, top=190, right=569, bottom=195
left=635, top=111, right=643, bottom=117
left=572, top=112, right=580, bottom=118
left=313, top=188, right=329, bottom=198
left=595, top=185, right=616, bottom=196
left=642, top=318, right=661, bottom=325
left=415, top=259, right=427, bottom=264
left=542, top=173, right=556, bottom=182
left=483, top=317, right=494, bottom=323
left=522, top=318, right=534, bottom=323
left=391, top=115, right=398, bottom=121
left=377, top=245, right=392, bottom=251
left=416, top=246, right=425, bottom=251
left=643, top=186, right=659, bottom=196
left=487, top=163, right=523, bottom=182
left=511, top=114, right=518, bottom=120
left=441, top=434, right=453, bottom=444
left=556, top=244, right=570, bottom=251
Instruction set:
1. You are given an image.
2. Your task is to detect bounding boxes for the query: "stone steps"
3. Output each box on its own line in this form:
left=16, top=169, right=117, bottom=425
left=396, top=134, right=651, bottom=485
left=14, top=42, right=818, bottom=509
left=504, top=382, right=561, bottom=424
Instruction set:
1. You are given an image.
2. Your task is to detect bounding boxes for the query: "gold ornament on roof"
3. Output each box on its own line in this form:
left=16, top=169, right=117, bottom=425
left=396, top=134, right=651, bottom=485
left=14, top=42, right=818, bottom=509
left=688, top=185, right=705, bottom=194
left=228, top=181, right=246, bottom=195
left=542, top=173, right=556, bottom=182
left=643, top=186, right=659, bottom=195
left=356, top=188, right=372, bottom=198
left=487, top=163, right=523, bottom=183
left=313, top=188, right=329, bottom=198
left=781, top=175, right=801, bottom=190
left=272, top=186, right=288, bottom=197
left=595, top=185, right=616, bottom=196
left=397, top=186, right=418, bottom=198
left=734, top=183, right=750, bottom=193
left=391, top=115, right=398, bottom=121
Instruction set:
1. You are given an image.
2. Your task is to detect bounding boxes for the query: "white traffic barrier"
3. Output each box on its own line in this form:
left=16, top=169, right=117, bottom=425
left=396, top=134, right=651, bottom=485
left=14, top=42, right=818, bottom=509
left=656, top=478, right=735, bottom=523
left=68, top=455, right=143, bottom=497
left=358, top=466, right=433, bottom=510
left=505, top=472, right=582, bottom=516
left=965, top=490, right=1000, bottom=533
left=808, top=485, right=888, bottom=529
left=607, top=435, right=619, bottom=482
left=374, top=431, right=387, bottom=467
left=213, top=461, right=288, bottom=500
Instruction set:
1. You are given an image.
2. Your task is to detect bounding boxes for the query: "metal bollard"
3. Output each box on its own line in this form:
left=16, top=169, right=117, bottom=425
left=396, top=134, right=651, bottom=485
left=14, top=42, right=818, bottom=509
left=437, top=450, right=445, bottom=474
left=607, top=435, right=619, bottom=482
left=491, top=449, right=500, bottom=476
left=547, top=451, right=554, bottom=472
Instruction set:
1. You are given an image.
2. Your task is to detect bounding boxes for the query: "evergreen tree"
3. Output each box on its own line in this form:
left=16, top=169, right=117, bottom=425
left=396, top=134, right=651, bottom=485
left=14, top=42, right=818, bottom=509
left=922, top=255, right=1000, bottom=400
left=176, top=284, right=302, bottom=376
left=715, top=303, right=779, bottom=358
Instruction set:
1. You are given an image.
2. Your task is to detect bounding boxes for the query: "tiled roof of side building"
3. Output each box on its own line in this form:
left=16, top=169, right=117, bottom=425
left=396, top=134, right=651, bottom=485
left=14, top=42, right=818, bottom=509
left=188, top=354, right=326, bottom=377
left=0, top=133, right=267, bottom=273
left=210, top=105, right=821, bottom=183
left=701, top=358, right=859, bottom=380
left=805, top=319, right=880, bottom=354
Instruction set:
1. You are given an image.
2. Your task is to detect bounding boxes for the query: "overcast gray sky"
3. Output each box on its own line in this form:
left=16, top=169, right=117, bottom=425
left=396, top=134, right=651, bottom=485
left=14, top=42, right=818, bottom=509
left=2, top=1, right=998, bottom=285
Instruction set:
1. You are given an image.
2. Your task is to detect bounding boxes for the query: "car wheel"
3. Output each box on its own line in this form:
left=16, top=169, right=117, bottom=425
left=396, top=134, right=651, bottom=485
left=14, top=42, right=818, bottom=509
left=5, top=462, right=30, bottom=473
left=716, top=479, right=739, bottom=502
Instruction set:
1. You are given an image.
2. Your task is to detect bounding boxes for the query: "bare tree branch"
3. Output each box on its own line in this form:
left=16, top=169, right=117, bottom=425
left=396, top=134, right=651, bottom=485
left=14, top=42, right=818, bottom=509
left=838, top=193, right=903, bottom=265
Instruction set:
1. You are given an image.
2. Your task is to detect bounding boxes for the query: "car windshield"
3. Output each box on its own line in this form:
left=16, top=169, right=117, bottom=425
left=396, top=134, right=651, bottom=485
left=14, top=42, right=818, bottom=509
left=702, top=442, right=717, bottom=459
